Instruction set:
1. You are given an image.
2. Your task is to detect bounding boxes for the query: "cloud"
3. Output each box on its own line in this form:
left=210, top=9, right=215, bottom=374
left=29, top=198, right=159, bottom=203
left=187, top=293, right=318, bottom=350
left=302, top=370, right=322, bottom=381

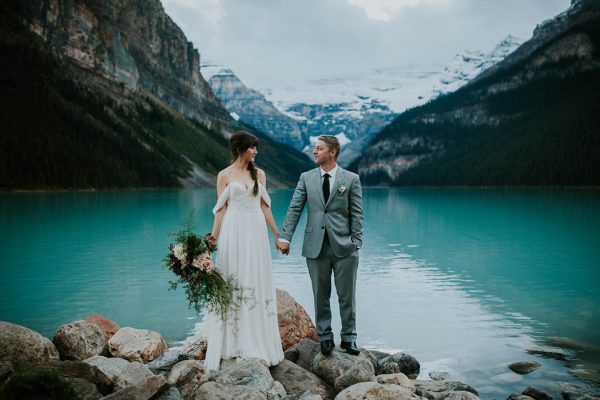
left=162, top=0, right=571, bottom=86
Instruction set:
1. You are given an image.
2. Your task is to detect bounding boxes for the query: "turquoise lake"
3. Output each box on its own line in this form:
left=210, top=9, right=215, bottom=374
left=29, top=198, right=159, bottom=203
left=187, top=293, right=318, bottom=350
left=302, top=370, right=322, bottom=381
left=1, top=188, right=599, bottom=398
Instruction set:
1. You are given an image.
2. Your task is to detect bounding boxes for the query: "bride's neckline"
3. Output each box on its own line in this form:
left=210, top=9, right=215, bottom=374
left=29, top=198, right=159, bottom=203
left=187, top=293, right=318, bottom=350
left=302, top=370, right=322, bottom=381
left=227, top=181, right=261, bottom=191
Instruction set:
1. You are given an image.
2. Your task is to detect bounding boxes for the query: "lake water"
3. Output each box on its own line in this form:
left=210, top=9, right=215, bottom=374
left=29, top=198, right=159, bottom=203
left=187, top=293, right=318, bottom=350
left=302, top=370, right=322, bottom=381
left=1, top=188, right=599, bottom=398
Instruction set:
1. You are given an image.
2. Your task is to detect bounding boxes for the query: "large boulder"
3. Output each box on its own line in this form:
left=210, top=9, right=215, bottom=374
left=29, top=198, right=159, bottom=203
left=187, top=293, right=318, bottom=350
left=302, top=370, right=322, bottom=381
left=83, top=355, right=155, bottom=392
left=378, top=352, right=420, bottom=379
left=413, top=380, right=479, bottom=400
left=180, top=334, right=207, bottom=360
left=270, top=359, right=334, bottom=400
left=61, top=377, right=103, bottom=400
left=284, top=339, right=321, bottom=371
left=376, top=373, right=416, bottom=392
left=311, top=350, right=376, bottom=393
left=277, top=289, right=318, bottom=350
left=84, top=314, right=120, bottom=344
left=214, top=358, right=286, bottom=400
left=53, top=320, right=105, bottom=360
left=108, top=327, right=168, bottom=363
left=334, top=381, right=420, bottom=400
left=102, top=374, right=168, bottom=399
left=147, top=349, right=185, bottom=376
left=195, top=381, right=266, bottom=400
left=167, top=360, right=208, bottom=400
left=0, top=321, right=59, bottom=365
left=29, top=360, right=113, bottom=395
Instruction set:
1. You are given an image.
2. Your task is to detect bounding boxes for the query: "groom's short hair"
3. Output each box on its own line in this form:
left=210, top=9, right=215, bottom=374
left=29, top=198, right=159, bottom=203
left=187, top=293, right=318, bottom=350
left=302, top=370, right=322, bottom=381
left=318, top=135, right=341, bottom=159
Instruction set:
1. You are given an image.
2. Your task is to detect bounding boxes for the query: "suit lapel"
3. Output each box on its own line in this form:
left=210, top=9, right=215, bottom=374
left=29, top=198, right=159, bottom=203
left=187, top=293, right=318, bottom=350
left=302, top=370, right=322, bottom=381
left=313, top=168, right=326, bottom=207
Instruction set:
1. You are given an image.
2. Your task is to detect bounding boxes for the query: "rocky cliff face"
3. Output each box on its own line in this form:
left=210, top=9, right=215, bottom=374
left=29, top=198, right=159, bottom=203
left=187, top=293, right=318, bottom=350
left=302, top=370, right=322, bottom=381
left=207, top=69, right=307, bottom=149
left=355, top=0, right=600, bottom=185
left=22, top=0, right=230, bottom=131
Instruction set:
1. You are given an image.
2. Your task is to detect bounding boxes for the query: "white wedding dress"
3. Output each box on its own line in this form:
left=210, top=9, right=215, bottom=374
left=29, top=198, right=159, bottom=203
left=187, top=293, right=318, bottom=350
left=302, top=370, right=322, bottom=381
left=204, top=181, right=284, bottom=371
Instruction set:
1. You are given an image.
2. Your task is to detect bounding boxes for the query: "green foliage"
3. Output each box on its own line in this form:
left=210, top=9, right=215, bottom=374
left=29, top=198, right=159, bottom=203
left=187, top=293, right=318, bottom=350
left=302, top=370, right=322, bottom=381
left=0, top=7, right=313, bottom=190
left=0, top=370, right=80, bottom=400
left=164, top=210, right=242, bottom=320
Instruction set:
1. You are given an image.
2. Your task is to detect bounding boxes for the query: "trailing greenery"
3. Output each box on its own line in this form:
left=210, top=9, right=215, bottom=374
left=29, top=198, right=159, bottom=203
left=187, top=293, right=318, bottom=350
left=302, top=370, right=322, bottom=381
left=0, top=370, right=81, bottom=400
left=353, top=15, right=600, bottom=186
left=0, top=7, right=312, bottom=190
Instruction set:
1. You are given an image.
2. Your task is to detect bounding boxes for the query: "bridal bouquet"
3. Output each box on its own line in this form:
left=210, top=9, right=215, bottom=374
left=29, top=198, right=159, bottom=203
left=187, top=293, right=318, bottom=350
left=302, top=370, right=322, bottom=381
left=164, top=210, right=239, bottom=320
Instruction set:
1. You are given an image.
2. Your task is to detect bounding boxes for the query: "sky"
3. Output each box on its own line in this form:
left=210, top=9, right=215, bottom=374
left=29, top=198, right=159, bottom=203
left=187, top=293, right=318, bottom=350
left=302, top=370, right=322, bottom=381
left=161, top=0, right=571, bottom=88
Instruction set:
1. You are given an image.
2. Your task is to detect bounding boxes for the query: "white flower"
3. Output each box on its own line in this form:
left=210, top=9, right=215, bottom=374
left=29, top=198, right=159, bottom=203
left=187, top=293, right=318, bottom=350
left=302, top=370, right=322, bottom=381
left=192, top=252, right=215, bottom=272
left=173, top=243, right=187, bottom=262
left=337, top=184, right=347, bottom=195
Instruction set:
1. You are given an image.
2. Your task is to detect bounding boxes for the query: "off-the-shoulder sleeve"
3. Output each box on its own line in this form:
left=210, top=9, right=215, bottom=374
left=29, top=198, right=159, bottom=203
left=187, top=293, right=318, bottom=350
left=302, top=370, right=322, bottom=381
left=260, top=184, right=271, bottom=208
left=212, top=185, right=230, bottom=215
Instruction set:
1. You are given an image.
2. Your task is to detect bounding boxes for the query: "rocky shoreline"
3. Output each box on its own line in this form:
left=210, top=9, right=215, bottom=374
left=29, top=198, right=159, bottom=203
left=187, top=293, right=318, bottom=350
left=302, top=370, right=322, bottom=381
left=1, top=289, right=598, bottom=400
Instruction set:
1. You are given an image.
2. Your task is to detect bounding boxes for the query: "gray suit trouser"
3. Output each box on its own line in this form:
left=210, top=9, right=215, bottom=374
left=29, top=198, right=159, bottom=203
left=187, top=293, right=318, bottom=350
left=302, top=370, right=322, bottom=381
left=306, top=235, right=358, bottom=343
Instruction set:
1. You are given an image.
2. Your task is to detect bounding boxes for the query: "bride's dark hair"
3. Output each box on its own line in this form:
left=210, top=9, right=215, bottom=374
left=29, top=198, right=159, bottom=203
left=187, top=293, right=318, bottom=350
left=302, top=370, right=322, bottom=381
left=230, top=131, right=260, bottom=196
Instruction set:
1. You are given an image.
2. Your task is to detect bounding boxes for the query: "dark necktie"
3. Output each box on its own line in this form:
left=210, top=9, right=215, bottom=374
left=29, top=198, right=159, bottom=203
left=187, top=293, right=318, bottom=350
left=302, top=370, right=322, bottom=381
left=322, top=173, right=330, bottom=203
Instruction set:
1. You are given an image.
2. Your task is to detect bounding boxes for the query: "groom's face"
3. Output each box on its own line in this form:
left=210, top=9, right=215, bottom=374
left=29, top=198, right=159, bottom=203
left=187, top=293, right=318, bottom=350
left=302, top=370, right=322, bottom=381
left=313, top=140, right=335, bottom=166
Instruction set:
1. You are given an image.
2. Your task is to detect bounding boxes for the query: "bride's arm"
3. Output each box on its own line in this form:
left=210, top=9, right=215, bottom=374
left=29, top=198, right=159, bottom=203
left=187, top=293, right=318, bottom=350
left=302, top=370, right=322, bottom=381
left=258, top=170, right=279, bottom=240
left=211, top=172, right=227, bottom=239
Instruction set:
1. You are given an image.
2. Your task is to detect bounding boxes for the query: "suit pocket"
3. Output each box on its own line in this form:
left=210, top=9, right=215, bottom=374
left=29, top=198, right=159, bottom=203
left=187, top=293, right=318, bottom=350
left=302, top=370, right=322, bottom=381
left=305, top=226, right=314, bottom=233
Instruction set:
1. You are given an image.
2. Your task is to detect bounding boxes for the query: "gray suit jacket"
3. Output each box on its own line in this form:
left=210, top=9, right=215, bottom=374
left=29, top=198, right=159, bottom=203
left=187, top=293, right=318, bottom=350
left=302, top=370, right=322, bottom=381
left=280, top=166, right=363, bottom=259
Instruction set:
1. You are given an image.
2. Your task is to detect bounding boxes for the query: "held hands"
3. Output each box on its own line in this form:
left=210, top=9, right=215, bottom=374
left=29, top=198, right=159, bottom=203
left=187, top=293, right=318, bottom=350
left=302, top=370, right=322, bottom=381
left=275, top=238, right=290, bottom=255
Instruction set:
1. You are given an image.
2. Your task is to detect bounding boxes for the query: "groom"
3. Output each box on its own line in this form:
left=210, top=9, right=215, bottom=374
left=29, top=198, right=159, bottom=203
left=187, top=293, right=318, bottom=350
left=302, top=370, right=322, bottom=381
left=277, top=135, right=363, bottom=356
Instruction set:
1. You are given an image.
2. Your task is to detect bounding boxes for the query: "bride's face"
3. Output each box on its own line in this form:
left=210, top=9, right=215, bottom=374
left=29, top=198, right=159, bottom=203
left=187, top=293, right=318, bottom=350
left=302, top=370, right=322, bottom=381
left=240, top=146, right=257, bottom=163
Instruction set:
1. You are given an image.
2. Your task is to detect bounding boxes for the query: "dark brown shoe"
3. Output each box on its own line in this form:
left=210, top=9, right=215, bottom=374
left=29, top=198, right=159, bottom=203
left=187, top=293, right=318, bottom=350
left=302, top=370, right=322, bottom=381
left=340, top=341, right=360, bottom=355
left=320, top=339, right=335, bottom=355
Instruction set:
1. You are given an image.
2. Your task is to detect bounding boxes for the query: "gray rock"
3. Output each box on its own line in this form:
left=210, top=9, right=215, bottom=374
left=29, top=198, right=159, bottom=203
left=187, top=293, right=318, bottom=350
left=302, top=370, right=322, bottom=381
left=526, top=347, right=568, bottom=361
left=378, top=352, right=420, bottom=379
left=102, top=375, right=168, bottom=399
left=444, top=391, right=481, bottom=400
left=284, top=339, right=321, bottom=371
left=181, top=334, right=208, bottom=360
left=429, top=371, right=450, bottom=381
left=167, top=360, right=208, bottom=400
left=194, top=381, right=267, bottom=400
left=83, top=355, right=154, bottom=391
left=108, top=327, right=168, bottom=363
left=334, top=381, right=420, bottom=400
left=270, top=359, right=333, bottom=400
left=508, top=361, right=541, bottom=375
left=507, top=395, right=536, bottom=400
left=62, top=377, right=102, bottom=400
left=155, top=387, right=184, bottom=400
left=0, top=321, right=60, bottom=365
left=523, top=387, right=553, bottom=400
left=30, top=360, right=113, bottom=395
left=0, top=360, right=14, bottom=383
left=300, top=395, right=324, bottom=400
left=376, top=373, right=416, bottom=392
left=147, top=349, right=185, bottom=375
left=214, top=358, right=286, bottom=400
left=413, top=380, right=479, bottom=400
left=53, top=320, right=105, bottom=361
left=561, top=392, right=600, bottom=400
left=310, top=349, right=376, bottom=393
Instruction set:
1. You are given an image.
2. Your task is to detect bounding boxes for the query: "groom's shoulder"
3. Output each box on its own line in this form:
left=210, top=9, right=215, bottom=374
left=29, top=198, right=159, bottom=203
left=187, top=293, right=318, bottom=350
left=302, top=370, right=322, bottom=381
left=300, top=167, right=319, bottom=178
left=340, top=167, right=360, bottom=182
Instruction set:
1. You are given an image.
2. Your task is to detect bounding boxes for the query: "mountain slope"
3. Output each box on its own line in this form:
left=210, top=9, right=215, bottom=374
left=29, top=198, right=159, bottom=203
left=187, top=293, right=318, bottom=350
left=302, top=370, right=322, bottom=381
left=352, top=0, right=600, bottom=186
left=0, top=2, right=312, bottom=189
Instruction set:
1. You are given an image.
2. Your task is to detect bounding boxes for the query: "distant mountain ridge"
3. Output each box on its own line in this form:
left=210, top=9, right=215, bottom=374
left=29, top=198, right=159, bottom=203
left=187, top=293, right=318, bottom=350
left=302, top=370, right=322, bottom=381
left=203, top=35, right=522, bottom=166
left=352, top=0, right=600, bottom=186
left=0, top=0, right=312, bottom=190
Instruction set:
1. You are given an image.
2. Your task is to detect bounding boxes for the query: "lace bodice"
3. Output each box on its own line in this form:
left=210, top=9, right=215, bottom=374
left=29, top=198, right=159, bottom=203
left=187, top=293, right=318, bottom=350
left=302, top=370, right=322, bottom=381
left=212, top=182, right=271, bottom=215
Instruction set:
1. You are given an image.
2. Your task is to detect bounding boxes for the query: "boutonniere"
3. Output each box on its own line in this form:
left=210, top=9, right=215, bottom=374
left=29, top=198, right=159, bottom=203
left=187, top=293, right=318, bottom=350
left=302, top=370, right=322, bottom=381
left=337, top=183, right=347, bottom=195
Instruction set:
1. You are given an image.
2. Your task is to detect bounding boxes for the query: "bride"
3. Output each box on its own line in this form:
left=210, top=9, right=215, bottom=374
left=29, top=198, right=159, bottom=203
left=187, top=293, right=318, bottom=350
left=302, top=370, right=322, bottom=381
left=204, top=131, right=284, bottom=371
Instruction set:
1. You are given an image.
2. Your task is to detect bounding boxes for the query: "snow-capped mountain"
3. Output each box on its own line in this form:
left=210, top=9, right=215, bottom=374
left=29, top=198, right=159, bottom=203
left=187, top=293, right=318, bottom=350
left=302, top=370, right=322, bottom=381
left=202, top=35, right=523, bottom=166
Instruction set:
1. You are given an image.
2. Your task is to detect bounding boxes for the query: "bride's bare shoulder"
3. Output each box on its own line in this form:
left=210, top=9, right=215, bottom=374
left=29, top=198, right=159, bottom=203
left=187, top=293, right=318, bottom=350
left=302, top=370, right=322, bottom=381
left=217, top=166, right=234, bottom=181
